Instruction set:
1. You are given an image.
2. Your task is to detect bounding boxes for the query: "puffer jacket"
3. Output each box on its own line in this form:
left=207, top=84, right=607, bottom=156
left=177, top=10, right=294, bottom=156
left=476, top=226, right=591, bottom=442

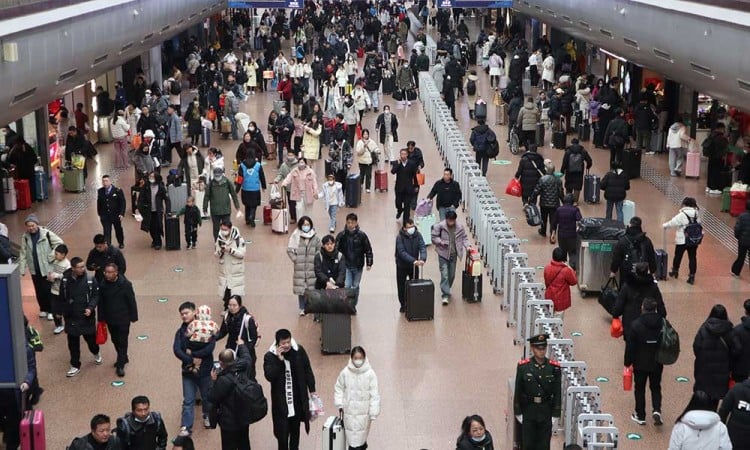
left=732, top=316, right=750, bottom=379
left=432, top=63, right=445, bottom=92
left=301, top=122, right=322, bottom=161
left=19, top=227, right=64, bottom=276
left=663, top=207, right=700, bottom=246
left=600, top=169, right=630, bottom=201
left=719, top=379, right=750, bottom=447
left=693, top=317, right=740, bottom=400
left=516, top=102, right=540, bottom=132
left=60, top=270, right=99, bottom=337
left=612, top=271, right=666, bottom=338
left=334, top=358, right=381, bottom=447
left=515, top=151, right=546, bottom=197
left=667, top=122, right=690, bottom=149
left=313, top=249, right=346, bottom=289
left=456, top=432, right=495, bottom=450
left=336, top=226, right=374, bottom=269
left=207, top=344, right=254, bottom=431
left=669, top=410, right=732, bottom=450
left=355, top=139, right=379, bottom=165
left=532, top=174, right=564, bottom=208
left=543, top=260, right=577, bottom=312
left=624, top=311, right=662, bottom=371
left=575, top=87, right=591, bottom=113
left=287, top=228, right=322, bottom=295
left=214, top=226, right=246, bottom=297
left=735, top=211, right=750, bottom=246
left=394, top=228, right=427, bottom=269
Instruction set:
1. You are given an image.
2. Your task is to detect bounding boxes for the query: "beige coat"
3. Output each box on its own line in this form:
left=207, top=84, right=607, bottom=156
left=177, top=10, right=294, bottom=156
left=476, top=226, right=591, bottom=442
left=214, top=226, right=246, bottom=297
left=302, top=122, right=322, bottom=161
left=355, top=138, right=380, bottom=165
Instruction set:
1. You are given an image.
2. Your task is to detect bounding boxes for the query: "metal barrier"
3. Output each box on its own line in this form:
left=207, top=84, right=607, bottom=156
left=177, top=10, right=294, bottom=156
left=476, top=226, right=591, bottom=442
left=418, top=71, right=620, bottom=448
left=407, top=11, right=437, bottom=65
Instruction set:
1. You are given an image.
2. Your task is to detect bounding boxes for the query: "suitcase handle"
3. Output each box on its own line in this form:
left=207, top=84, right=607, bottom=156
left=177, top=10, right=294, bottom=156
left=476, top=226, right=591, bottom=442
left=413, top=264, right=423, bottom=280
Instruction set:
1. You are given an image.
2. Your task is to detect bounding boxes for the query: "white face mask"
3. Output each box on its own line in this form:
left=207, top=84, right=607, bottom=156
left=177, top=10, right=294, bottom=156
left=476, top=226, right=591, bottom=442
left=328, top=180, right=335, bottom=185
left=352, top=359, right=364, bottom=368
left=406, top=227, right=415, bottom=235
left=148, top=177, right=156, bottom=184
left=220, top=230, right=230, bottom=238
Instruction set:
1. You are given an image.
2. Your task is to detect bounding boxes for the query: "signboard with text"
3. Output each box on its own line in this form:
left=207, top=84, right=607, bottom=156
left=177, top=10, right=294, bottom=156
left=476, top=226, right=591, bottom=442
left=228, top=0, right=303, bottom=9
left=439, top=0, right=513, bottom=7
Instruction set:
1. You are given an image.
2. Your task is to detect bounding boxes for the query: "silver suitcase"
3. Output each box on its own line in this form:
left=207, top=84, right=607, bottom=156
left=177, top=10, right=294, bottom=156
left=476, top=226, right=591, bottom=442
left=321, top=314, right=351, bottom=354
left=321, top=416, right=346, bottom=450
left=167, top=183, right=188, bottom=215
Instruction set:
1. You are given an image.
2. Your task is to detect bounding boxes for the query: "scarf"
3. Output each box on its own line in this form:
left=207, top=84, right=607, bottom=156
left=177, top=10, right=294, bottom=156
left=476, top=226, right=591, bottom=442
left=284, top=359, right=295, bottom=417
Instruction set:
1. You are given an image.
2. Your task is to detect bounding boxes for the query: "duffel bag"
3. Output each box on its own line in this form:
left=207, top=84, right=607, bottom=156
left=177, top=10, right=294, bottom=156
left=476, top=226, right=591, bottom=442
left=304, top=288, right=357, bottom=314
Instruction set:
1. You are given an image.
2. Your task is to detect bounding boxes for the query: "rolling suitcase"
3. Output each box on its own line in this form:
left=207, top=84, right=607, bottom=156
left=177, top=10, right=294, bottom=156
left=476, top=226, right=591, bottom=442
left=535, top=122, right=545, bottom=147
left=33, top=170, right=48, bottom=201
left=578, top=121, right=590, bottom=141
left=345, top=173, right=361, bottom=207
left=685, top=152, right=701, bottom=178
left=15, top=180, right=31, bottom=210
left=321, top=416, right=346, bottom=450
left=374, top=168, right=388, bottom=192
left=655, top=232, right=669, bottom=281
left=63, top=167, right=85, bottom=192
left=622, top=148, right=642, bottom=179
left=167, top=183, right=188, bottom=215
left=325, top=160, right=333, bottom=178
left=2, top=170, right=15, bottom=212
left=20, top=408, right=45, bottom=450
left=583, top=171, right=600, bottom=204
left=474, top=102, right=487, bottom=120
left=622, top=200, right=636, bottom=225
left=272, top=207, right=289, bottom=233
left=165, top=216, right=180, bottom=250
left=552, top=119, right=566, bottom=149
left=722, top=188, right=731, bottom=212
left=201, top=127, right=211, bottom=147
left=273, top=100, right=286, bottom=114
left=406, top=267, right=435, bottom=321
left=263, top=205, right=272, bottom=225
left=321, top=314, right=351, bottom=354
left=731, top=191, right=748, bottom=217
left=461, top=270, right=482, bottom=303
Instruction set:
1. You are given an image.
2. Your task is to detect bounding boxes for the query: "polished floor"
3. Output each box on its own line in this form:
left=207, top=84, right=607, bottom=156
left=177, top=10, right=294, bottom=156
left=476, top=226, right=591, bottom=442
left=5, top=21, right=750, bottom=450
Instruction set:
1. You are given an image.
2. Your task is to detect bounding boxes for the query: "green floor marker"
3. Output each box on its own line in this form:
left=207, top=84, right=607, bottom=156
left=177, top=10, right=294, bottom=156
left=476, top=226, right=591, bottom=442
left=509, top=217, right=517, bottom=221
left=136, top=335, right=149, bottom=341
left=111, top=381, right=125, bottom=387
left=492, top=160, right=512, bottom=165
left=157, top=297, right=168, bottom=303
left=535, top=266, right=544, bottom=269
left=521, top=238, right=529, bottom=243
left=595, top=376, right=609, bottom=383
left=173, top=267, right=184, bottom=273
left=626, top=433, right=642, bottom=440
left=675, top=376, right=690, bottom=383
left=571, top=332, right=583, bottom=337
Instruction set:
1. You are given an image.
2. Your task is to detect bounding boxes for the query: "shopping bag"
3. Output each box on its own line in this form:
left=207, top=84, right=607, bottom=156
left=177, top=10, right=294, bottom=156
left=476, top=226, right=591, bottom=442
left=96, top=321, right=108, bottom=345
left=309, top=394, right=324, bottom=422
left=71, top=154, right=86, bottom=169
left=415, top=198, right=432, bottom=217
left=416, top=172, right=425, bottom=186
left=505, top=178, right=522, bottom=197
left=355, top=123, right=362, bottom=141
left=623, top=366, right=633, bottom=391
left=131, top=134, right=142, bottom=149
left=269, top=183, right=281, bottom=200
left=610, top=318, right=623, bottom=338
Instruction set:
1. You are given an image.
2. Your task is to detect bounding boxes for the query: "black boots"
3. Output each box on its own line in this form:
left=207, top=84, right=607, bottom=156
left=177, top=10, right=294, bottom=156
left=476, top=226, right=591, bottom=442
left=687, top=274, right=695, bottom=285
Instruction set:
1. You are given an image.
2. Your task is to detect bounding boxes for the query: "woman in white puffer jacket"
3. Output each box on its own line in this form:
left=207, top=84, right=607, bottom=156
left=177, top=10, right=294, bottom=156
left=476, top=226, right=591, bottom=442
left=662, top=196, right=701, bottom=285
left=668, top=390, right=732, bottom=450
left=334, top=346, right=380, bottom=449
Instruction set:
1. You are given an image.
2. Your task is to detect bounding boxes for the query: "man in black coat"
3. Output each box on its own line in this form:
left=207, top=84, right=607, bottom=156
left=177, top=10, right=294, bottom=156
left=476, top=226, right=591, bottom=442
left=514, top=144, right=545, bottom=205
left=263, top=329, right=316, bottom=450
left=391, top=148, right=420, bottom=227
left=97, top=175, right=127, bottom=248
left=426, top=168, right=462, bottom=220
left=612, top=262, right=666, bottom=340
left=633, top=96, right=657, bottom=153
left=208, top=343, right=254, bottom=450
left=604, top=108, right=629, bottom=169
left=98, top=263, right=137, bottom=377
left=335, top=213, right=374, bottom=308
left=624, top=297, right=665, bottom=425
left=732, top=299, right=750, bottom=382
left=610, top=217, right=657, bottom=286
left=719, top=378, right=750, bottom=449
left=86, top=234, right=127, bottom=283
left=375, top=106, right=399, bottom=162
left=61, top=257, right=100, bottom=378
left=732, top=200, right=750, bottom=276
left=116, top=395, right=168, bottom=450
left=600, top=162, right=631, bottom=223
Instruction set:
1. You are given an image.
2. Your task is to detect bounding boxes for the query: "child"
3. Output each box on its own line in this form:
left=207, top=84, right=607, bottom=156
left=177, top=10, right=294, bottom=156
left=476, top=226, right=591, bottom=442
left=47, top=244, right=71, bottom=335
left=185, top=305, right=219, bottom=374
left=317, top=173, right=345, bottom=233
left=193, top=176, right=210, bottom=219
left=206, top=106, right=218, bottom=131
left=176, top=196, right=202, bottom=249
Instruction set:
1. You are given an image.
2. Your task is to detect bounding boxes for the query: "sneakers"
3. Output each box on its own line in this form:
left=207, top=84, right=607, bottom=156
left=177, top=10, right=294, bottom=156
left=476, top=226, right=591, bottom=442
left=203, top=416, right=212, bottom=429
left=38, top=311, right=47, bottom=318
left=329, top=228, right=335, bottom=233
left=407, top=101, right=412, bottom=106
left=66, top=366, right=80, bottom=377
left=442, top=297, right=450, bottom=305
left=94, top=353, right=103, bottom=365
left=645, top=151, right=655, bottom=155
left=53, top=325, right=65, bottom=335
left=178, top=427, right=191, bottom=437
left=366, top=189, right=371, bottom=193
left=709, top=189, right=722, bottom=195
left=705, top=187, right=711, bottom=193
left=299, top=309, right=306, bottom=316
left=731, top=271, right=740, bottom=278
left=630, top=412, right=646, bottom=425
left=653, top=411, right=663, bottom=426
left=46, top=313, right=54, bottom=321
left=116, top=366, right=125, bottom=377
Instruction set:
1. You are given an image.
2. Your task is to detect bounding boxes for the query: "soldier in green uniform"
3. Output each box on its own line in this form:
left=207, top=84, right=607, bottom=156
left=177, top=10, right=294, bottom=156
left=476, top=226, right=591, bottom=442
left=513, top=333, right=562, bottom=450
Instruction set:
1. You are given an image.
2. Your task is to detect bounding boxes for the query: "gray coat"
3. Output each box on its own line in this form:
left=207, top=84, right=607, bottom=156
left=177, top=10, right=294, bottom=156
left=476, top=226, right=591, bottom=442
left=287, top=229, right=322, bottom=295
left=19, top=227, right=64, bottom=276
left=432, top=64, right=445, bottom=92
left=517, top=102, right=541, bottom=132
left=166, top=112, right=183, bottom=143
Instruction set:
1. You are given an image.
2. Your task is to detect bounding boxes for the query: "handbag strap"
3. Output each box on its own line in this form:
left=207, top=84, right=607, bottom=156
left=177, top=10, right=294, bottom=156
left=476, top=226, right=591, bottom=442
left=530, top=158, right=545, bottom=177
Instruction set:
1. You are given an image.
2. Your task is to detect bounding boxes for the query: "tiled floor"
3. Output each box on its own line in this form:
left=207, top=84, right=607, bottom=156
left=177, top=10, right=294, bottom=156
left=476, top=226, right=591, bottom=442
left=5, top=17, right=749, bottom=450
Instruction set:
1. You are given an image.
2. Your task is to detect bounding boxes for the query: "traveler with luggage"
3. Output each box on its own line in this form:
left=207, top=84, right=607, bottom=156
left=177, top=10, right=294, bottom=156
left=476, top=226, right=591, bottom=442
left=662, top=197, right=701, bottom=285
left=426, top=168, right=462, bottom=221
left=19, top=214, right=65, bottom=322
left=516, top=96, right=540, bottom=150
left=263, top=329, right=317, bottom=450
left=281, top=159, right=319, bottom=220
left=732, top=199, right=750, bottom=277
left=552, top=194, right=582, bottom=270
left=287, top=216, right=322, bottom=316
left=612, top=261, right=666, bottom=341
left=604, top=108, right=629, bottom=169
left=313, top=234, right=346, bottom=293
left=531, top=160, right=564, bottom=238
left=355, top=129, right=380, bottom=193
left=238, top=155, right=267, bottom=227
left=670, top=391, right=732, bottom=450
left=60, top=256, right=102, bottom=377
left=274, top=151, right=299, bottom=222
left=625, top=297, right=666, bottom=426
left=375, top=105, right=399, bottom=162
left=395, top=219, right=427, bottom=313
left=464, top=70, right=480, bottom=119
left=470, top=119, right=498, bottom=177
left=703, top=123, right=730, bottom=194
left=135, top=172, right=170, bottom=250
left=455, top=414, right=495, bottom=450
left=215, top=220, right=246, bottom=308
left=514, top=144, right=546, bottom=205
left=335, top=213, right=374, bottom=309
left=633, top=95, right=657, bottom=154
left=204, top=167, right=240, bottom=241
left=610, top=217, right=657, bottom=284
left=600, top=162, right=630, bottom=223
left=334, top=346, right=381, bottom=450
left=392, top=149, right=420, bottom=227
left=116, top=395, right=168, bottom=450
left=693, top=304, right=741, bottom=410
left=543, top=247, right=578, bottom=319
left=317, top=174, right=344, bottom=233
left=560, top=139, right=593, bottom=204
left=666, top=115, right=691, bottom=177
left=431, top=210, right=472, bottom=305
left=68, top=414, right=121, bottom=449
left=178, top=144, right=205, bottom=195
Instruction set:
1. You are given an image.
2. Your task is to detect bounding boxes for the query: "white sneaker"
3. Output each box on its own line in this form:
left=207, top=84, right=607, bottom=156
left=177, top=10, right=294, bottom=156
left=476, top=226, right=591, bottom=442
left=53, top=325, right=65, bottom=335
left=366, top=189, right=371, bottom=193
left=709, top=189, right=722, bottom=195
left=705, top=187, right=711, bottom=193
left=66, top=366, right=80, bottom=377
left=38, top=311, right=47, bottom=318
left=46, top=313, right=54, bottom=321
left=94, top=353, right=103, bottom=365
left=329, top=228, right=335, bottom=233
left=299, top=309, right=306, bottom=316
left=442, top=297, right=450, bottom=305
left=407, top=101, right=412, bottom=106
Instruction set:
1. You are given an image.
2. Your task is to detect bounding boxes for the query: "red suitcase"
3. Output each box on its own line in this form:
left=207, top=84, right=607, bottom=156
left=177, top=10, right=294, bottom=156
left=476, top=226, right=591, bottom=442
left=20, top=409, right=46, bottom=450
left=730, top=191, right=748, bottom=217
left=375, top=169, right=388, bottom=192
left=15, top=179, right=32, bottom=210
left=263, top=205, right=272, bottom=225
left=685, top=151, right=701, bottom=178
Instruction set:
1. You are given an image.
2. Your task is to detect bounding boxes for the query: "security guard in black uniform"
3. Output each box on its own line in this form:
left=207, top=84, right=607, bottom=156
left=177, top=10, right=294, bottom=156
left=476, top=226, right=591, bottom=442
left=96, top=174, right=126, bottom=248
left=513, top=333, right=562, bottom=450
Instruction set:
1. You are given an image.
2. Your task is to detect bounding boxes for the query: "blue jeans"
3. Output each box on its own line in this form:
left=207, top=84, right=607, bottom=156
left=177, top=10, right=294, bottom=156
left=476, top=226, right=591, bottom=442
left=438, top=256, right=457, bottom=297
left=438, top=206, right=455, bottom=221
left=229, top=116, right=238, bottom=140
left=345, top=267, right=364, bottom=306
left=328, top=205, right=338, bottom=230
left=298, top=295, right=306, bottom=310
left=606, top=200, right=624, bottom=224
left=181, top=374, right=211, bottom=430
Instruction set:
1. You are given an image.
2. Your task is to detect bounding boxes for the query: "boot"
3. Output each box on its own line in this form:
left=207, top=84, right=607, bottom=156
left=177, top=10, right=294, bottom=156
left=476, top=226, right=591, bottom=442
left=469, top=110, right=474, bottom=120
left=687, top=274, right=695, bottom=285
left=669, top=269, right=678, bottom=279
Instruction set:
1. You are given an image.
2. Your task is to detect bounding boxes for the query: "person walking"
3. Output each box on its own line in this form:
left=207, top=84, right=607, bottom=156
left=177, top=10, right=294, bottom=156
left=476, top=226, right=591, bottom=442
left=333, top=346, right=381, bottom=450
left=204, top=167, right=241, bottom=240
left=97, top=175, right=126, bottom=248
left=86, top=233, right=127, bottom=283
left=663, top=197, right=701, bottom=284
left=317, top=174, right=345, bottom=234
left=625, top=298, right=665, bottom=426
left=375, top=105, right=399, bottom=162
left=19, top=214, right=65, bottom=322
left=560, top=139, right=592, bottom=204
left=335, top=213, right=374, bottom=309
left=516, top=96, right=540, bottom=150
left=531, top=160, right=564, bottom=238
left=60, top=257, right=101, bottom=377
left=395, top=219, right=427, bottom=313
left=116, top=396, right=168, bottom=450
left=612, top=262, right=666, bottom=339
left=704, top=123, right=729, bottom=195
left=693, top=304, right=740, bottom=410
left=669, top=391, right=732, bottom=450
left=666, top=115, right=691, bottom=177
left=263, top=329, right=317, bottom=450
left=431, top=210, right=472, bottom=305
left=604, top=108, right=629, bottom=168
left=216, top=295, right=259, bottom=377
left=469, top=119, right=497, bottom=177
left=391, top=149, right=420, bottom=227
left=208, top=342, right=255, bottom=450
left=281, top=159, right=319, bottom=221
left=98, top=263, right=137, bottom=377
left=719, top=378, right=750, bottom=449
left=355, top=129, right=380, bottom=193
left=543, top=248, right=578, bottom=319
left=68, top=414, right=122, bottom=450
left=164, top=105, right=184, bottom=165
left=514, top=144, right=545, bottom=205
left=135, top=172, right=171, bottom=250
left=731, top=199, right=750, bottom=277
left=287, top=216, right=322, bottom=316
left=551, top=194, right=582, bottom=270
left=110, top=111, right=131, bottom=169
left=238, top=155, right=266, bottom=227
left=215, top=220, right=246, bottom=308
left=731, top=299, right=750, bottom=383
left=600, top=162, right=631, bottom=223
left=426, top=168, right=462, bottom=221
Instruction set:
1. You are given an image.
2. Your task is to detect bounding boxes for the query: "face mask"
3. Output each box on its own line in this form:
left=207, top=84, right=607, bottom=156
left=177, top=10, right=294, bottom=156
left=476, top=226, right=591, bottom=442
left=220, top=230, right=230, bottom=238
left=148, top=177, right=156, bottom=184
left=280, top=111, right=287, bottom=116
left=352, top=359, right=364, bottom=368
left=328, top=180, right=335, bottom=185
left=384, top=109, right=390, bottom=114
left=471, top=435, right=485, bottom=443
left=287, top=157, right=297, bottom=164
left=248, top=127, right=255, bottom=132
left=406, top=227, right=415, bottom=235
left=301, top=225, right=311, bottom=233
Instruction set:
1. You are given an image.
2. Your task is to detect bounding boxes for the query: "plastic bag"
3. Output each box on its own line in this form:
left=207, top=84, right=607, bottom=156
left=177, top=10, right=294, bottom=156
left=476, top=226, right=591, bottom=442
left=623, top=366, right=633, bottom=391
left=505, top=178, right=522, bottom=197
left=577, top=217, right=626, bottom=240
left=611, top=318, right=624, bottom=338
left=96, top=321, right=108, bottom=345
left=71, top=154, right=86, bottom=170
left=309, top=394, right=324, bottom=422
left=269, top=183, right=282, bottom=200
left=415, top=198, right=432, bottom=217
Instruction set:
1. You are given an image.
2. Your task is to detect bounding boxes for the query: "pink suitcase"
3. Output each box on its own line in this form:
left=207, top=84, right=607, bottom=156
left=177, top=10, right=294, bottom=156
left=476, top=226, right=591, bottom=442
left=20, top=409, right=46, bottom=450
left=685, top=152, right=701, bottom=178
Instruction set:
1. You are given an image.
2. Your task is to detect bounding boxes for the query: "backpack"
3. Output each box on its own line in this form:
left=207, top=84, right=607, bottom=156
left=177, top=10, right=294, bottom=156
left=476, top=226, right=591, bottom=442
left=170, top=79, right=182, bottom=95
left=622, top=236, right=647, bottom=274
left=567, top=151, right=584, bottom=173
left=701, top=135, right=715, bottom=157
left=466, top=79, right=476, bottom=96
left=656, top=318, right=680, bottom=365
left=524, top=204, right=541, bottom=226
left=233, top=372, right=268, bottom=425
left=683, top=212, right=703, bottom=247
left=472, top=128, right=488, bottom=152
left=486, top=131, right=499, bottom=158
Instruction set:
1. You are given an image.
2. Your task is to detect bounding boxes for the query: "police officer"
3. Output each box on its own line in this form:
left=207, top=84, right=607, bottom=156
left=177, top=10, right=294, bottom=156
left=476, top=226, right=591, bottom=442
left=97, top=174, right=126, bottom=248
left=513, top=333, right=561, bottom=450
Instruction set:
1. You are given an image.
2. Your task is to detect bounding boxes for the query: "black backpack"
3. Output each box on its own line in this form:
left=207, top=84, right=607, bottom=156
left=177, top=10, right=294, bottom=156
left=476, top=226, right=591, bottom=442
left=656, top=318, right=680, bottom=365
left=486, top=130, right=499, bottom=158
left=622, top=236, right=647, bottom=274
left=683, top=212, right=703, bottom=247
left=233, top=372, right=268, bottom=426
left=170, top=79, right=182, bottom=95
left=567, top=151, right=584, bottom=173
left=466, top=79, right=476, bottom=96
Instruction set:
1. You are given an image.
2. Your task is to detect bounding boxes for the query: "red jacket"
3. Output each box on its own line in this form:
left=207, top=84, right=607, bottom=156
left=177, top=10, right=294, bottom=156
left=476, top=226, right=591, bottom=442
left=277, top=79, right=292, bottom=101
left=543, top=260, right=577, bottom=312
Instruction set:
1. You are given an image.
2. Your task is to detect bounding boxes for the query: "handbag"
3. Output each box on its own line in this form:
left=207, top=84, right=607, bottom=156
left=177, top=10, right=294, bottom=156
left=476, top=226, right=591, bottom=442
left=95, top=321, right=108, bottom=345
left=303, top=288, right=357, bottom=314
left=416, top=172, right=425, bottom=186
left=131, top=134, right=142, bottom=150
left=406, top=89, right=417, bottom=101
left=610, top=318, right=624, bottom=338
left=505, top=177, right=522, bottom=197
left=598, top=278, right=618, bottom=315
left=392, top=90, right=403, bottom=101
left=235, top=173, right=244, bottom=185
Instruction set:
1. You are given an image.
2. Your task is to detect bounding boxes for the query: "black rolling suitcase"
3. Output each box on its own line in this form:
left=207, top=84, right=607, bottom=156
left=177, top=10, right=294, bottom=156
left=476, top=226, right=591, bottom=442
left=583, top=170, right=601, bottom=204
left=406, top=267, right=434, bottom=321
left=578, top=121, right=590, bottom=141
left=474, top=102, right=487, bottom=120
left=593, top=121, right=604, bottom=147
left=535, top=122, right=545, bottom=147
left=165, top=215, right=181, bottom=250
left=552, top=119, right=566, bottom=149
left=382, top=76, right=395, bottom=95
left=622, top=148, right=642, bottom=180
left=321, top=314, right=351, bottom=354
left=345, top=173, right=361, bottom=207
left=325, top=160, right=333, bottom=178
left=461, top=270, right=482, bottom=303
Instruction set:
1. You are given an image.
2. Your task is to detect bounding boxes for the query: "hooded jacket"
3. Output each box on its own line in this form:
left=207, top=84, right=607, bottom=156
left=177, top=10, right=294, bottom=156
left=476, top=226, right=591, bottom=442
left=694, top=317, right=741, bottom=400
left=612, top=271, right=666, bottom=337
left=263, top=340, right=316, bottom=436
left=60, top=270, right=99, bottom=336
left=515, top=151, right=546, bottom=197
left=395, top=228, right=427, bottom=269
left=287, top=228, right=322, bottom=295
left=334, top=358, right=381, bottom=447
left=667, top=122, right=690, bottom=150
left=668, top=410, right=732, bottom=450
left=516, top=102, right=540, bottom=132
left=719, top=379, right=750, bottom=447
left=624, top=311, right=663, bottom=371
left=732, top=316, right=750, bottom=379
left=610, top=227, right=657, bottom=279
left=543, top=261, right=577, bottom=312
left=561, top=144, right=592, bottom=176
left=214, top=226, right=246, bottom=297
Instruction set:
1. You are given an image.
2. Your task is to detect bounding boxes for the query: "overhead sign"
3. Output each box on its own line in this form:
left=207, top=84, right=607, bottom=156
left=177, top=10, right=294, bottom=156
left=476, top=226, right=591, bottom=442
left=228, top=0, right=303, bottom=8
left=439, top=0, right=513, bottom=7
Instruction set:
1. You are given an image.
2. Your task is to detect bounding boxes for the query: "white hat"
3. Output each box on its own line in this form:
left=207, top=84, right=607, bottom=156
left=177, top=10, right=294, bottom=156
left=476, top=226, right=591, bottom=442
left=143, top=130, right=155, bottom=138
